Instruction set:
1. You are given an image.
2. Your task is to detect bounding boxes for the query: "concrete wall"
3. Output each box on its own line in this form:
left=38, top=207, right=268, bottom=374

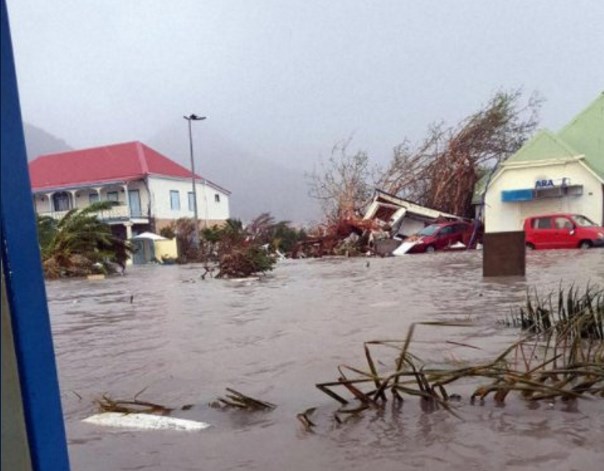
left=154, top=239, right=178, bottom=260
left=147, top=176, right=230, bottom=222
left=485, top=161, right=603, bottom=232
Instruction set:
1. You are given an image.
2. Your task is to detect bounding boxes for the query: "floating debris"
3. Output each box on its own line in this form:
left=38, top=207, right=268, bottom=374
left=83, top=412, right=210, bottom=431
left=95, top=388, right=174, bottom=415
left=214, top=388, right=276, bottom=411
left=296, top=407, right=317, bottom=431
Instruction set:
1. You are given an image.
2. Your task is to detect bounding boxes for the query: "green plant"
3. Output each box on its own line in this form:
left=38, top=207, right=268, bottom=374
left=36, top=201, right=132, bottom=278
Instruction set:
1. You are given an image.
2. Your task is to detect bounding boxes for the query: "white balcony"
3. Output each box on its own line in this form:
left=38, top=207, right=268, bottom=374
left=38, top=204, right=147, bottom=223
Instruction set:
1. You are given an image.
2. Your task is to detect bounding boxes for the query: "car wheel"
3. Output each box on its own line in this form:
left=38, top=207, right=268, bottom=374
left=579, top=241, right=592, bottom=249
left=526, top=243, right=535, bottom=250
left=425, top=245, right=436, bottom=253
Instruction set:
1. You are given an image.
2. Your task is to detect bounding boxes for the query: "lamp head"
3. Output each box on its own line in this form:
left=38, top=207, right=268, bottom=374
left=184, top=114, right=207, bottom=121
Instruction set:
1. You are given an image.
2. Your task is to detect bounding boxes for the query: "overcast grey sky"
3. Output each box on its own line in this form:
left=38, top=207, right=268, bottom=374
left=7, top=0, right=604, bottom=168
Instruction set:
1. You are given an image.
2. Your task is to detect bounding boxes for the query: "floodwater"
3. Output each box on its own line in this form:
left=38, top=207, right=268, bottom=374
left=47, top=250, right=604, bottom=471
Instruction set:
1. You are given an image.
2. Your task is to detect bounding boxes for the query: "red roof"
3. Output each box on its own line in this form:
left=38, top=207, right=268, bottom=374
left=28, top=141, right=221, bottom=191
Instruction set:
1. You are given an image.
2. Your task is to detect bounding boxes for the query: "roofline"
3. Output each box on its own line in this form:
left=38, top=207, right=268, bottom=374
left=487, top=155, right=592, bottom=188
left=147, top=173, right=231, bottom=195
left=32, top=173, right=232, bottom=195
left=30, top=140, right=232, bottom=194
left=32, top=140, right=142, bottom=161
left=369, top=188, right=461, bottom=219
left=558, top=91, right=604, bottom=137
left=32, top=176, right=143, bottom=193
left=501, top=154, right=584, bottom=169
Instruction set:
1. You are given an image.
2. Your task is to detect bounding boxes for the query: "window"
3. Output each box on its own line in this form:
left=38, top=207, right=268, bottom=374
left=188, top=192, right=195, bottom=211
left=106, top=191, right=119, bottom=202
left=52, top=192, right=70, bottom=211
left=533, top=218, right=552, bottom=229
left=214, top=193, right=220, bottom=203
left=554, top=217, right=573, bottom=230
left=170, top=190, right=180, bottom=210
left=439, top=226, right=454, bottom=236
left=418, top=225, right=439, bottom=236
left=573, top=215, right=596, bottom=227
left=89, top=193, right=99, bottom=204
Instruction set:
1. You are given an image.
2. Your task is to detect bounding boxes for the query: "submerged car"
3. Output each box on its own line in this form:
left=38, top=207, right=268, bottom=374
left=404, top=221, right=476, bottom=253
left=524, top=213, right=604, bottom=250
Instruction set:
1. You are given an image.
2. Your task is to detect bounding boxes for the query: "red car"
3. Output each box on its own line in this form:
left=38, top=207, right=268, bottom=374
left=406, top=221, right=476, bottom=253
left=524, top=213, right=604, bottom=250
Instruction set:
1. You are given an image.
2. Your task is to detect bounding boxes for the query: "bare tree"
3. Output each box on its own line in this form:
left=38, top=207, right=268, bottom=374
left=308, top=138, right=373, bottom=223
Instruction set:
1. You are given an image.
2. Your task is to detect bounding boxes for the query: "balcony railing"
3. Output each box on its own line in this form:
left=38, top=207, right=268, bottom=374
left=38, top=204, right=147, bottom=222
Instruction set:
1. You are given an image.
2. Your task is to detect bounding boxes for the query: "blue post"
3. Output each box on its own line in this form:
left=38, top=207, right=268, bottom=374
left=0, top=0, right=71, bottom=469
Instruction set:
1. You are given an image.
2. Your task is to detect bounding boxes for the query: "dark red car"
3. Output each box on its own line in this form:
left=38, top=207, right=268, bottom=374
left=524, top=213, right=604, bottom=250
left=406, top=221, right=476, bottom=253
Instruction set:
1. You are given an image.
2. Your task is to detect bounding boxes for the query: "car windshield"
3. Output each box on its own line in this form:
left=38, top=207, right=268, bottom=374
left=573, top=215, right=597, bottom=227
left=418, top=225, right=440, bottom=236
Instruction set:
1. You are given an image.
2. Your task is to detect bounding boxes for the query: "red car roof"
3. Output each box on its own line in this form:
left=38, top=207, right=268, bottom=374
left=29, top=141, right=205, bottom=191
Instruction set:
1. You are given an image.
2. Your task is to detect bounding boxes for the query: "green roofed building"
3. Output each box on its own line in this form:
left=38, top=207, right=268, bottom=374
left=482, top=93, right=603, bottom=232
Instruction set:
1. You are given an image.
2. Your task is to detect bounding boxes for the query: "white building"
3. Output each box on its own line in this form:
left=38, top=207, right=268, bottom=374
left=29, top=141, right=231, bottom=239
left=483, top=93, right=603, bottom=232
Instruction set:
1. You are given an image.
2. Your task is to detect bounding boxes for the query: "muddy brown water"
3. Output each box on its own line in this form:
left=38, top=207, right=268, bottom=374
left=47, top=250, right=604, bottom=471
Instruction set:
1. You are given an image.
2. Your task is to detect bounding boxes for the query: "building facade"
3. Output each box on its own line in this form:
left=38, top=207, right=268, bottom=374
left=483, top=93, right=603, bottom=232
left=29, top=141, right=230, bottom=239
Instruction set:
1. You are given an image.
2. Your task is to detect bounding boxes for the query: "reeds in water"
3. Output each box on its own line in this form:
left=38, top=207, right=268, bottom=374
left=316, top=291, right=604, bottom=419
left=505, top=284, right=603, bottom=339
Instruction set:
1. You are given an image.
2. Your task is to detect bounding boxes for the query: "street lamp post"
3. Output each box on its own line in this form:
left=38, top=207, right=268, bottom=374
left=184, top=113, right=206, bottom=249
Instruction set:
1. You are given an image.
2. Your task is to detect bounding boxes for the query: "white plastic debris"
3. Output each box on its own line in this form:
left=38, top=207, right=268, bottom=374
left=450, top=241, right=466, bottom=249
left=392, top=241, right=417, bottom=255
left=83, top=413, right=211, bottom=431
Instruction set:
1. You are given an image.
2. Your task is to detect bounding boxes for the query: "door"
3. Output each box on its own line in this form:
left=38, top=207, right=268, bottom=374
left=128, top=190, right=142, bottom=217
left=552, top=216, right=575, bottom=248
left=436, top=225, right=454, bottom=249
left=531, top=217, right=556, bottom=249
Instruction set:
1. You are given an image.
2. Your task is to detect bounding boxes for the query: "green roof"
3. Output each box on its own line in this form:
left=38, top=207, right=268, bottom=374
left=500, top=92, right=604, bottom=180
left=474, top=93, right=604, bottom=203
left=558, top=92, right=604, bottom=179
left=505, top=129, right=580, bottom=164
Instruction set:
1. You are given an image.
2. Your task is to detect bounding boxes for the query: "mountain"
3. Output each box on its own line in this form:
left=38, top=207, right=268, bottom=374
left=23, top=123, right=72, bottom=160
left=147, top=126, right=320, bottom=224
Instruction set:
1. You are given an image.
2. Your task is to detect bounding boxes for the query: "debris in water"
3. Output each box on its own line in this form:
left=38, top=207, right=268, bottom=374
left=83, top=412, right=210, bottom=431
left=95, top=388, right=174, bottom=415
left=296, top=407, right=317, bottom=431
left=215, top=388, right=276, bottom=410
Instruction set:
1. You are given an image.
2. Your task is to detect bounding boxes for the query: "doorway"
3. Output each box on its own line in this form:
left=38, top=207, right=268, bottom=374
left=128, top=189, right=142, bottom=217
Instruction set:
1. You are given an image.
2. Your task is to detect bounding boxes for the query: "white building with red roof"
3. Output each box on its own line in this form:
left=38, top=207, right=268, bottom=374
left=29, top=141, right=230, bottom=238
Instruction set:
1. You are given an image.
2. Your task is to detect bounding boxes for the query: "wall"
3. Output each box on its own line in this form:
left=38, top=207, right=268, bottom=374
left=147, top=176, right=230, bottom=222
left=485, top=160, right=603, bottom=232
left=154, top=239, right=178, bottom=260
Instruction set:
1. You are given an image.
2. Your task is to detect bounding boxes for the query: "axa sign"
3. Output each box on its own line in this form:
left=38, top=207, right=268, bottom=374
left=535, top=179, right=555, bottom=188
